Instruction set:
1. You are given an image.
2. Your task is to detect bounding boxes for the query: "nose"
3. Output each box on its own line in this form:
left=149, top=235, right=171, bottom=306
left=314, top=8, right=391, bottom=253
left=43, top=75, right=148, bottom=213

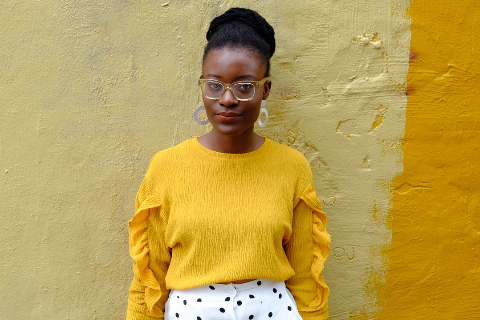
left=218, top=86, right=239, bottom=107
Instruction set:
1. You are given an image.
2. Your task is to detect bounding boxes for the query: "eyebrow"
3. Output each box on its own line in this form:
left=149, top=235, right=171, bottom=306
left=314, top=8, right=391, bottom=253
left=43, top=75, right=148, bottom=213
left=205, top=74, right=258, bottom=81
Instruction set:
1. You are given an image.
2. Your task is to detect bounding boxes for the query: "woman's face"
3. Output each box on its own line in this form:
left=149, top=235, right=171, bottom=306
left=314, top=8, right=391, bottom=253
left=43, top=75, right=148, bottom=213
left=201, top=48, right=271, bottom=137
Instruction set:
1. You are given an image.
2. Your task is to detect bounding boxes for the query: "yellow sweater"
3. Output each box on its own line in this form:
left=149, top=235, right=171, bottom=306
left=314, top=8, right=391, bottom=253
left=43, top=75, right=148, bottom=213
left=127, top=137, right=331, bottom=320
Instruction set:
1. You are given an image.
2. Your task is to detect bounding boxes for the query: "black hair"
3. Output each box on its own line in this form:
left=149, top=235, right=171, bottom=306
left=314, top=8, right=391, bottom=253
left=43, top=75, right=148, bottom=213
left=203, top=7, right=276, bottom=76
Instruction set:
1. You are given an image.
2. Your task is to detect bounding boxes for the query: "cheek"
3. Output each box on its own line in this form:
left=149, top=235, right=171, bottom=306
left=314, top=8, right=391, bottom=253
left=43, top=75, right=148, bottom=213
left=203, top=101, right=223, bottom=123
left=252, top=97, right=263, bottom=113
left=202, top=98, right=214, bottom=111
left=201, top=94, right=208, bottom=106
left=247, top=103, right=262, bottom=119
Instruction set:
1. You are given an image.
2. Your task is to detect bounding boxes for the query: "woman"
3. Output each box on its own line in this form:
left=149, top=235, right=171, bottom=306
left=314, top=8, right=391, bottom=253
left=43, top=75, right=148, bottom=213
left=127, top=7, right=330, bottom=320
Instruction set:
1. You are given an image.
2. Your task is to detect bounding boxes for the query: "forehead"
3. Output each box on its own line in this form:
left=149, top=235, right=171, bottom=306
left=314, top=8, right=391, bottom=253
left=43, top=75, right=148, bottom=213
left=202, top=47, right=266, bottom=80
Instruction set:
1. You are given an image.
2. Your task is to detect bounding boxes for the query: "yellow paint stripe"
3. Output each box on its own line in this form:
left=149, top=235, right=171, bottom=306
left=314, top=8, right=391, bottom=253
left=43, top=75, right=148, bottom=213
left=381, top=1, right=480, bottom=319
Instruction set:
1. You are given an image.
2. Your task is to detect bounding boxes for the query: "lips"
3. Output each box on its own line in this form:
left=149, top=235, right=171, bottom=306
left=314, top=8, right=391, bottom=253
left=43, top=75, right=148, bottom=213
left=216, top=112, right=241, bottom=122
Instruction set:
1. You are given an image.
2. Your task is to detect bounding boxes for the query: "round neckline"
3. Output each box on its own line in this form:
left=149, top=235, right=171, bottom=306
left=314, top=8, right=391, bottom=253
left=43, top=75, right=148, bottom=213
left=192, top=136, right=271, bottom=159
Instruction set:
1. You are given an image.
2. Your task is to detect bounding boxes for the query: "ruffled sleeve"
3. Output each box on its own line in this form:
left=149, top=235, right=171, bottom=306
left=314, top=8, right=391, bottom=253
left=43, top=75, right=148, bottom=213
left=285, top=182, right=331, bottom=320
left=126, top=165, right=171, bottom=319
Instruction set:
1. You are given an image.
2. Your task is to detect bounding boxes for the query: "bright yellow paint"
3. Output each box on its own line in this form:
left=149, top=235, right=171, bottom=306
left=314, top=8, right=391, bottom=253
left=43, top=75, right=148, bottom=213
left=381, top=1, right=480, bottom=319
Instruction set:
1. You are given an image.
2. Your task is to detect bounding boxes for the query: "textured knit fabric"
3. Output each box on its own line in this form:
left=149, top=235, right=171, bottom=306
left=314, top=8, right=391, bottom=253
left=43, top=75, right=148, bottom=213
left=165, top=279, right=302, bottom=320
left=127, top=137, right=330, bottom=320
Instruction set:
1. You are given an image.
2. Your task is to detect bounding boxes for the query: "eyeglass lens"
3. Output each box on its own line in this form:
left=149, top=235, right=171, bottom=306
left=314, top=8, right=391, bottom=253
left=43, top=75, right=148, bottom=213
left=203, top=81, right=255, bottom=100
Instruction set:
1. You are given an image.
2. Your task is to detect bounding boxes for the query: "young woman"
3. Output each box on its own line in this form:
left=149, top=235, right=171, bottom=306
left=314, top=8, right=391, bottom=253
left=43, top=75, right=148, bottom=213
left=127, top=7, right=330, bottom=320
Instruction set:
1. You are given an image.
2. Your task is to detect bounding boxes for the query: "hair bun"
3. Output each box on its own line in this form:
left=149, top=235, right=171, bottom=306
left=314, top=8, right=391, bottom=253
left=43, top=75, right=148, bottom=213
left=206, top=7, right=275, bottom=58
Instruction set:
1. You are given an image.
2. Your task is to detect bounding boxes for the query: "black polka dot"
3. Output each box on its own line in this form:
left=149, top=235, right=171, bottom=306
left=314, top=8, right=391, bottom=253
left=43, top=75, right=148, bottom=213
left=175, top=313, right=179, bottom=318
left=273, top=288, right=277, bottom=293
left=225, top=297, right=230, bottom=301
left=197, top=298, right=202, bottom=302
left=220, top=308, right=225, bottom=313
left=279, top=294, right=282, bottom=299
left=249, top=294, right=255, bottom=299
left=237, top=300, right=242, bottom=306
left=249, top=315, right=254, bottom=319
left=209, top=285, right=215, bottom=290
left=288, top=306, right=292, bottom=311
left=177, top=296, right=179, bottom=298
left=183, top=300, right=187, bottom=305
left=268, top=312, right=273, bottom=317
left=257, top=281, right=262, bottom=286
left=197, top=317, right=202, bottom=320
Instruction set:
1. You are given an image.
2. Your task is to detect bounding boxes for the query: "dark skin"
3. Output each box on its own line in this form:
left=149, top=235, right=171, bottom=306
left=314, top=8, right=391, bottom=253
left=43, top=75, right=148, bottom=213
left=198, top=47, right=272, bottom=154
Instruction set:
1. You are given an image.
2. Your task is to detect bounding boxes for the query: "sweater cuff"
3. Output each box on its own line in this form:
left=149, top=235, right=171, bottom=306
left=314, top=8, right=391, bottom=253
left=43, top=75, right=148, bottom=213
left=299, top=305, right=329, bottom=320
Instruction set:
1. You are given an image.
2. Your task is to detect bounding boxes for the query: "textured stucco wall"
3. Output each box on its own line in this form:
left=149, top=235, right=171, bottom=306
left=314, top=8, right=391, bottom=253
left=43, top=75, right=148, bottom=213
left=0, top=1, right=411, bottom=319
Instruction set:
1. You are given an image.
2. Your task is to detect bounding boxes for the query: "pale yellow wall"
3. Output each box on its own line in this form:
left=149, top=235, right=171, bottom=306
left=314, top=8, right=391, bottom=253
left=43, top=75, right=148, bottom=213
left=0, top=1, right=410, bottom=319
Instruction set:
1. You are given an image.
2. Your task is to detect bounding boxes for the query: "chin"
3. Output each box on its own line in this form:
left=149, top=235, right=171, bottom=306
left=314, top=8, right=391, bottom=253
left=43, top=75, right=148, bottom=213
left=213, top=123, right=255, bottom=137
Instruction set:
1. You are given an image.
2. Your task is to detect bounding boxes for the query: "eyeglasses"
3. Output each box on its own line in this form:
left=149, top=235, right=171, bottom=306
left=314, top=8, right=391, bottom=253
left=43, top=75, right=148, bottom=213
left=198, top=77, right=269, bottom=101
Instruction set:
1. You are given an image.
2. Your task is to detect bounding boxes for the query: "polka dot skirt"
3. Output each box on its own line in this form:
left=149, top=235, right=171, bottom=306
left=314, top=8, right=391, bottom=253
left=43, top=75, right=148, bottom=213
left=165, top=279, right=303, bottom=320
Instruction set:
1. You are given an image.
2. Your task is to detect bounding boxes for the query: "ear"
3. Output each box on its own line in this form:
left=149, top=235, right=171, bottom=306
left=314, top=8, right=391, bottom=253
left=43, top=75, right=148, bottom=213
left=262, top=80, right=272, bottom=100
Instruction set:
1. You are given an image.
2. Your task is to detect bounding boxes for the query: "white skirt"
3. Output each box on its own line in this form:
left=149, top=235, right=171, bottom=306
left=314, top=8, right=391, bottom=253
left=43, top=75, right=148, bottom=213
left=165, top=279, right=303, bottom=320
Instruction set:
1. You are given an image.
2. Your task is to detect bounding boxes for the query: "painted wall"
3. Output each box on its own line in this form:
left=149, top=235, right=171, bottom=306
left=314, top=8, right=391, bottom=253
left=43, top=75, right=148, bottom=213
left=0, top=0, right=476, bottom=319
left=380, top=1, right=480, bottom=319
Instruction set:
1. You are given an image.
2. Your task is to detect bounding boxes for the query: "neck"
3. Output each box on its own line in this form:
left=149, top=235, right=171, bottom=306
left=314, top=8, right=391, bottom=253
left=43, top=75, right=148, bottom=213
left=200, top=129, right=264, bottom=154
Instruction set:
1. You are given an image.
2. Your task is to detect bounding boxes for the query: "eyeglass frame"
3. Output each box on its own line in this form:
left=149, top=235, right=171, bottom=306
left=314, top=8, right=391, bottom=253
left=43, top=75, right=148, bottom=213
left=198, top=77, right=270, bottom=101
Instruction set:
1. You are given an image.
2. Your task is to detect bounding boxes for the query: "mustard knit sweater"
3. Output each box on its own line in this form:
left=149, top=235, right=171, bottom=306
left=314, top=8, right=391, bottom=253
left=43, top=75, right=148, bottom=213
left=126, top=137, right=331, bottom=320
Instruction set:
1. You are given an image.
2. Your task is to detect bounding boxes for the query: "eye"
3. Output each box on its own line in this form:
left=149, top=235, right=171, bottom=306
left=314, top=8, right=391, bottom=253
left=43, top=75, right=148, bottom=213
left=206, top=81, right=223, bottom=90
left=236, top=83, right=254, bottom=91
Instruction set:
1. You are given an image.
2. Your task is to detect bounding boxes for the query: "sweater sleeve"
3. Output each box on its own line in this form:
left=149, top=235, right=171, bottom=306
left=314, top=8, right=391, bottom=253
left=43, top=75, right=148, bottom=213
left=285, top=182, right=331, bottom=320
left=126, top=170, right=171, bottom=319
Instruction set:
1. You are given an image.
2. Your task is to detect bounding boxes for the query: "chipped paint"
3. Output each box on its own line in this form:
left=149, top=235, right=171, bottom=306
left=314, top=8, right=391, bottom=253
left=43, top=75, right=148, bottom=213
left=371, top=104, right=387, bottom=132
